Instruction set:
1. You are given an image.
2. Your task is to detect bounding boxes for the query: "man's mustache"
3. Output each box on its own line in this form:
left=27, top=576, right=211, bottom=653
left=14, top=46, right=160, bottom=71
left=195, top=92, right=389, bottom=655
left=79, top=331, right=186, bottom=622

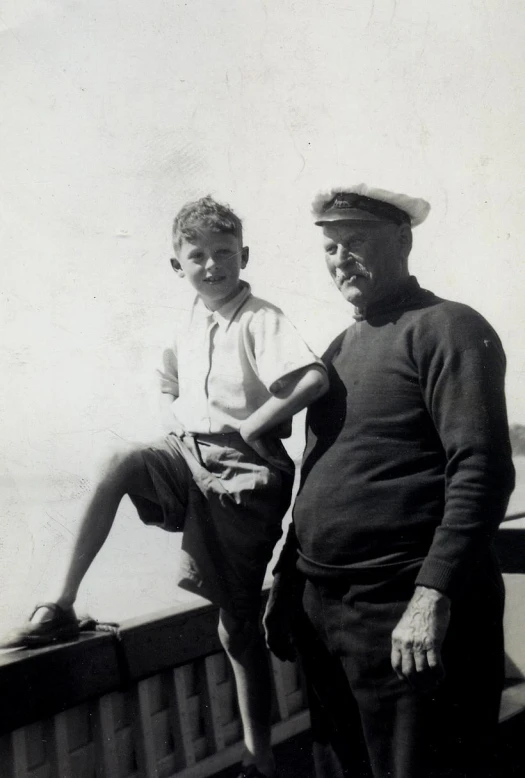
left=334, top=264, right=371, bottom=282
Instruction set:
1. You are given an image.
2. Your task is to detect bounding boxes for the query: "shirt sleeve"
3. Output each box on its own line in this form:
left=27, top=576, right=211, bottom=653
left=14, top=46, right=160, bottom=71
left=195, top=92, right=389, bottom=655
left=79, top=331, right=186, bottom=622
left=158, top=343, right=179, bottom=397
left=414, top=308, right=515, bottom=596
left=249, top=306, right=326, bottom=394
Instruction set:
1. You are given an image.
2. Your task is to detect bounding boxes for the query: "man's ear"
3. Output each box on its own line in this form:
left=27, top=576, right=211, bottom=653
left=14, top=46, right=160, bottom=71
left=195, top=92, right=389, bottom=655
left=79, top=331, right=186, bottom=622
left=170, top=257, right=185, bottom=278
left=241, top=246, right=249, bottom=269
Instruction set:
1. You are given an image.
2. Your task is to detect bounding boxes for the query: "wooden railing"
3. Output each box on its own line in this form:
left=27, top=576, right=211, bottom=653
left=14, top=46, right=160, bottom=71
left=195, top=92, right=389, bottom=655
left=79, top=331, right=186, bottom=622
left=1, top=521, right=525, bottom=778
left=0, top=596, right=310, bottom=778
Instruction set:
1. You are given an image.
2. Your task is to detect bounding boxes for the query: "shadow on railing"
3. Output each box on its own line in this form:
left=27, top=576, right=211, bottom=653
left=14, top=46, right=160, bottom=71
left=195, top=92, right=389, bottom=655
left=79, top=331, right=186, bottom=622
left=2, top=519, right=525, bottom=778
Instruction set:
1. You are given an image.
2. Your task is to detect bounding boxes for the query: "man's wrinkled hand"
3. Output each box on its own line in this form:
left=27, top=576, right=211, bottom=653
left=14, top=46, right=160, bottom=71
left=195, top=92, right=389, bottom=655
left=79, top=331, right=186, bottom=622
left=391, top=586, right=451, bottom=691
left=263, top=574, right=297, bottom=662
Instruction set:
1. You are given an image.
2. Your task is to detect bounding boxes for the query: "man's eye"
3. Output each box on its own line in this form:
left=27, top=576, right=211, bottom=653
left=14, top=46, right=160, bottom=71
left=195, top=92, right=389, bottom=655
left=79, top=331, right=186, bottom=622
left=325, top=246, right=337, bottom=255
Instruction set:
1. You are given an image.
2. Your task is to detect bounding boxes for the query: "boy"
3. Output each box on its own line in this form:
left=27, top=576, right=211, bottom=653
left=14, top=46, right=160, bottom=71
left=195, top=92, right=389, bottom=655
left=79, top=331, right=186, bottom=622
left=1, top=196, right=328, bottom=778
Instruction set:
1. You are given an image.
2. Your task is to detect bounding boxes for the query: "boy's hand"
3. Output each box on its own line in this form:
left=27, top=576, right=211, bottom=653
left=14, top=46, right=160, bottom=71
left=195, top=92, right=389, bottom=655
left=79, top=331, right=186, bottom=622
left=241, top=431, right=295, bottom=474
left=160, top=394, right=186, bottom=437
left=170, top=414, right=186, bottom=437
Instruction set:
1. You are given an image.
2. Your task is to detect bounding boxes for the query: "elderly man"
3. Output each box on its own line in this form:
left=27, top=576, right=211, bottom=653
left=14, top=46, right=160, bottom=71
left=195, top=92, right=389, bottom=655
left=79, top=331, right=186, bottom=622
left=265, top=185, right=515, bottom=778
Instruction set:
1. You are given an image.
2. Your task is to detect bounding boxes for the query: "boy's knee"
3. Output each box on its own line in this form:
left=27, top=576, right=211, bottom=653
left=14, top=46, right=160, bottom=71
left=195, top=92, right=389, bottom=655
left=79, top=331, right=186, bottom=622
left=98, top=444, right=144, bottom=487
left=218, top=610, right=262, bottom=657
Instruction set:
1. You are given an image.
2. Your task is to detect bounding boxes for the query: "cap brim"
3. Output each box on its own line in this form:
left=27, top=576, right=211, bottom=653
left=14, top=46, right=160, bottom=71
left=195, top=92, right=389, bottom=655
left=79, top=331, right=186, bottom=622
left=314, top=210, right=386, bottom=225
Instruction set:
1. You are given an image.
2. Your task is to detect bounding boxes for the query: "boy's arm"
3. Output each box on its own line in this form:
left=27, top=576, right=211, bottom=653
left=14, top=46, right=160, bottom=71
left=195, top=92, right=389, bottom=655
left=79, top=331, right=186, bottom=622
left=239, top=364, right=328, bottom=470
left=158, top=347, right=184, bottom=435
left=160, top=393, right=186, bottom=436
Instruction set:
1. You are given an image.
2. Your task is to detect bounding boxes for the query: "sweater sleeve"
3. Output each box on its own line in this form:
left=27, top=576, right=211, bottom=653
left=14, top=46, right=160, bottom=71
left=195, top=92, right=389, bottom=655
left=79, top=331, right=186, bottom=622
left=415, top=307, right=515, bottom=596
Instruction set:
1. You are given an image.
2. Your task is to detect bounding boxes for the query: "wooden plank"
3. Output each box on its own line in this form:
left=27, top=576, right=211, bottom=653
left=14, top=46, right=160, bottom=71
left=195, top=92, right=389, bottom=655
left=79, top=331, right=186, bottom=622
left=159, top=710, right=311, bottom=778
left=47, top=711, right=73, bottom=778
left=172, top=666, right=197, bottom=767
left=158, top=739, right=245, bottom=778
left=270, top=655, right=290, bottom=721
left=0, top=598, right=250, bottom=737
left=69, top=741, right=95, bottom=778
left=270, top=710, right=311, bottom=746
left=134, top=679, right=159, bottom=778
left=115, top=725, right=141, bottom=778
left=221, top=719, right=242, bottom=745
left=119, top=604, right=222, bottom=683
left=201, top=655, right=226, bottom=752
left=0, top=633, right=120, bottom=736
left=92, top=693, right=120, bottom=778
left=10, top=729, right=29, bottom=778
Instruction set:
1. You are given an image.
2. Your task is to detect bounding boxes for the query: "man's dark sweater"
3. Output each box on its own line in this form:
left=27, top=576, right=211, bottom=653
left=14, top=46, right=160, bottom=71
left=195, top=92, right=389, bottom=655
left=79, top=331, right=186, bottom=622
left=293, top=276, right=515, bottom=597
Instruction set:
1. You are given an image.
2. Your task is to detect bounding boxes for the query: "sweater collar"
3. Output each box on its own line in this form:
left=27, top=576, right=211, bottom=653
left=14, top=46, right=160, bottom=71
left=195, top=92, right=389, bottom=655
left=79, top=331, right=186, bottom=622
left=353, top=276, right=421, bottom=322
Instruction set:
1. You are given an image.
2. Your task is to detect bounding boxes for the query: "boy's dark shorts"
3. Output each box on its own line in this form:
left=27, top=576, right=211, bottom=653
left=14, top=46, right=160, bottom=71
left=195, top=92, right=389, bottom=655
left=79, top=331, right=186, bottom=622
left=129, top=432, right=294, bottom=619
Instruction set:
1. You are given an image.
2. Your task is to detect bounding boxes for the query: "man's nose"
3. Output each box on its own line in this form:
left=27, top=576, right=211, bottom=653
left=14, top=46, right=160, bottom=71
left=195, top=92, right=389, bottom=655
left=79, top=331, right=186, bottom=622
left=204, top=255, right=217, bottom=270
left=334, top=246, right=352, bottom=266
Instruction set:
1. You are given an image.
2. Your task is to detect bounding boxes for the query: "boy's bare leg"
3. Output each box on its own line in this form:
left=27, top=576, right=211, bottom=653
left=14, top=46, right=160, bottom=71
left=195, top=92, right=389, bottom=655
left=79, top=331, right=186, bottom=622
left=218, top=608, right=276, bottom=778
left=32, top=447, right=153, bottom=623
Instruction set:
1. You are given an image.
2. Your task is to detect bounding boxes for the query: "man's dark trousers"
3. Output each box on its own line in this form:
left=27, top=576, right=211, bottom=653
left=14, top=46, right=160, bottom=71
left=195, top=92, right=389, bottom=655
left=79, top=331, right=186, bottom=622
left=294, top=554, right=505, bottom=778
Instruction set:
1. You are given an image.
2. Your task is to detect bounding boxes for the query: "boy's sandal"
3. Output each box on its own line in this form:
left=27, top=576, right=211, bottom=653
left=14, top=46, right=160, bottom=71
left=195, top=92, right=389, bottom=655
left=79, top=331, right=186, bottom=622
left=0, top=603, right=80, bottom=649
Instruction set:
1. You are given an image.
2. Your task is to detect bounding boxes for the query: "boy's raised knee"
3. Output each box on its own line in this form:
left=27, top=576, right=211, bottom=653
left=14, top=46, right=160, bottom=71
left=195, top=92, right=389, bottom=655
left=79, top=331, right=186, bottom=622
left=97, top=444, right=144, bottom=487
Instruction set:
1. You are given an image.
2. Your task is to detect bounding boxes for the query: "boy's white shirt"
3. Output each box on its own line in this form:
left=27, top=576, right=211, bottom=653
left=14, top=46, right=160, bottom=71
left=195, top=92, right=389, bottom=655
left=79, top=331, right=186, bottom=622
left=159, top=282, right=323, bottom=435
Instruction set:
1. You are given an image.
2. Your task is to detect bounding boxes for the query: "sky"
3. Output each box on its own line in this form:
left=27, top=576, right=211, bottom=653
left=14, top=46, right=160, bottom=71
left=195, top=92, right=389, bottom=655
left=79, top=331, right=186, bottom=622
left=1, top=0, right=524, bottom=625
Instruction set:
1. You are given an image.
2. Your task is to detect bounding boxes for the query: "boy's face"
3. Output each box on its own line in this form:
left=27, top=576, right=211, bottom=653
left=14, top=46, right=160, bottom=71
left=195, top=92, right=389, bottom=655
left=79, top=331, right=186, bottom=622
left=171, top=229, right=249, bottom=309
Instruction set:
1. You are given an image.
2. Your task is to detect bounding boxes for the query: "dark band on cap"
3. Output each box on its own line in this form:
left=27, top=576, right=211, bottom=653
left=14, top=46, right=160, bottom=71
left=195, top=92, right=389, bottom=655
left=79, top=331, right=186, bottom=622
left=322, top=193, right=411, bottom=225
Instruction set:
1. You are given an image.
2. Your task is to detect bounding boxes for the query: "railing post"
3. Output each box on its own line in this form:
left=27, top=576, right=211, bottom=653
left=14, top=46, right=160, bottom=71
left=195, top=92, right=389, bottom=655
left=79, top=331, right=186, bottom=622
left=10, top=729, right=29, bottom=778
left=134, top=679, right=160, bottom=778
left=92, top=694, right=120, bottom=778
left=201, top=655, right=226, bottom=753
left=46, top=712, right=73, bottom=778
left=172, top=666, right=197, bottom=769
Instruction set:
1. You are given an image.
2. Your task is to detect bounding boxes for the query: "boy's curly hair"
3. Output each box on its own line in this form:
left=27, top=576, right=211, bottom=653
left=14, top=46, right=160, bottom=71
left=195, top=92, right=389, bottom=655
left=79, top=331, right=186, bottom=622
left=172, top=196, right=243, bottom=250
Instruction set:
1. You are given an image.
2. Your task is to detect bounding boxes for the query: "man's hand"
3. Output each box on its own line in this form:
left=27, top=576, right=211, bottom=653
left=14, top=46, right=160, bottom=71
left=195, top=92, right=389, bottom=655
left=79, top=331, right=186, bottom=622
left=391, top=586, right=451, bottom=690
left=240, top=428, right=295, bottom=474
left=263, top=572, right=297, bottom=662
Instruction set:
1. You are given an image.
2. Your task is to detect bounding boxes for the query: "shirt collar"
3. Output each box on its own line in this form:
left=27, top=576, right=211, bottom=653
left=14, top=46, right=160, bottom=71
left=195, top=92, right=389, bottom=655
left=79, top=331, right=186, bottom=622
left=194, top=282, right=252, bottom=328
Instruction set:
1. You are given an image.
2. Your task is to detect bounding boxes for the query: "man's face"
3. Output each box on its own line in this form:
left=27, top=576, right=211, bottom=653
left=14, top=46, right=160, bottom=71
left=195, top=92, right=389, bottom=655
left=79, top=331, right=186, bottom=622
left=321, top=220, right=408, bottom=310
left=172, top=229, right=248, bottom=309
